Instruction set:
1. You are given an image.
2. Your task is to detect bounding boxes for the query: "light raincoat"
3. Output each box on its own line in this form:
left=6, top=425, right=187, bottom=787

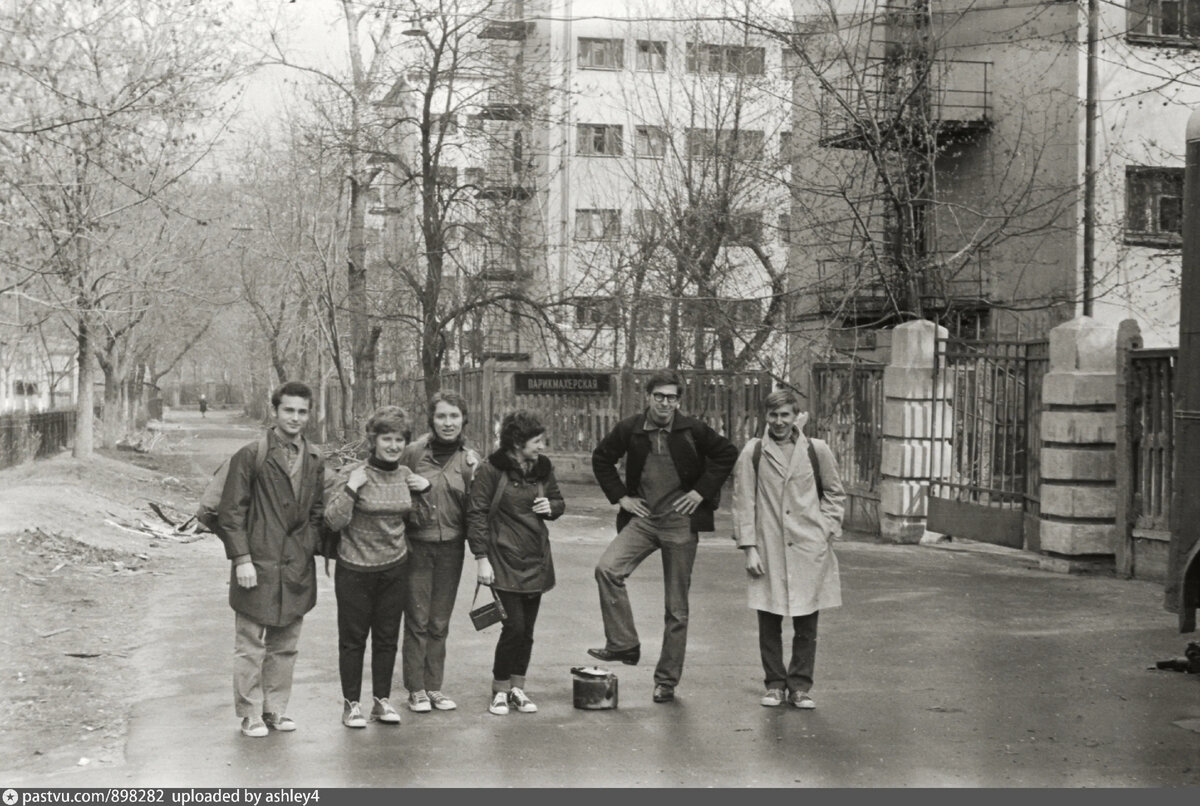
left=732, top=415, right=846, bottom=616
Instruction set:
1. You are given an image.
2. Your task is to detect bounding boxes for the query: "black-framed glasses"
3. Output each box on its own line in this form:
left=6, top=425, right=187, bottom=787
left=651, top=392, right=679, bottom=403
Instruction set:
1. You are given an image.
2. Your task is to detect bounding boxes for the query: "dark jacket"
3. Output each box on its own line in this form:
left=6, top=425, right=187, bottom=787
left=592, top=410, right=739, bottom=534
left=216, top=432, right=325, bottom=626
left=466, top=450, right=565, bottom=594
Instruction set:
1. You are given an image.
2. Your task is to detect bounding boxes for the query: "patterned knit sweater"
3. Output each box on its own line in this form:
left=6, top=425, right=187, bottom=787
left=323, top=463, right=416, bottom=571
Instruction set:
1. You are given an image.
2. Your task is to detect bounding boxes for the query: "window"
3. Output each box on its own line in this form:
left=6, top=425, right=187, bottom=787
left=1128, top=0, right=1200, bottom=40
left=685, top=128, right=764, bottom=161
left=634, top=297, right=666, bottom=329
left=434, top=166, right=458, bottom=186
left=575, top=209, right=621, bottom=240
left=575, top=296, right=620, bottom=327
left=781, top=47, right=802, bottom=75
left=634, top=126, right=668, bottom=157
left=577, top=124, right=623, bottom=156
left=430, top=113, right=458, bottom=135
left=1125, top=166, right=1183, bottom=246
left=726, top=212, right=763, bottom=245
left=778, top=212, right=791, bottom=244
left=464, top=167, right=485, bottom=187
left=636, top=40, right=667, bottom=71
left=579, top=38, right=624, bottom=69
left=779, top=130, right=793, bottom=160
left=686, top=42, right=765, bottom=75
left=680, top=297, right=760, bottom=328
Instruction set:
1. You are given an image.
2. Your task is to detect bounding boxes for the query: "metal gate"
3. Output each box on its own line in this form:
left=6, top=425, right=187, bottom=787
left=926, top=338, right=1048, bottom=548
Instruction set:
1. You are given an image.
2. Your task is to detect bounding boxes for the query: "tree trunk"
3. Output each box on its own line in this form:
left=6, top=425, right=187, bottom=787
left=347, top=176, right=376, bottom=423
left=74, top=316, right=94, bottom=459
left=101, top=364, right=121, bottom=448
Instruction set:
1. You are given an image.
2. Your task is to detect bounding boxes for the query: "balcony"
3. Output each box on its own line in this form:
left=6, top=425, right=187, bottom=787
left=479, top=2, right=530, bottom=40
left=475, top=157, right=533, bottom=201
left=478, top=102, right=533, bottom=121
left=819, top=59, right=992, bottom=150
left=815, top=250, right=991, bottom=315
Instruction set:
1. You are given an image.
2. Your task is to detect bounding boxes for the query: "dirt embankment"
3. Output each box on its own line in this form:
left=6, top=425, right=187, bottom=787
left=0, top=417, right=245, bottom=779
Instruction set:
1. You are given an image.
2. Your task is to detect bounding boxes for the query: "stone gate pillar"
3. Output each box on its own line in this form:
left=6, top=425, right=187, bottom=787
left=880, top=319, right=951, bottom=543
left=1038, top=316, right=1119, bottom=567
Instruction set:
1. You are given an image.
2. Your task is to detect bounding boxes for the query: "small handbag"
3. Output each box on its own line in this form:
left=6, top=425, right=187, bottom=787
left=468, top=583, right=506, bottom=631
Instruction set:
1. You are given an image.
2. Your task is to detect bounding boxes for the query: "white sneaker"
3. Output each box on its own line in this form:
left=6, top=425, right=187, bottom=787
left=342, top=699, right=367, bottom=728
left=789, top=690, right=816, bottom=710
left=371, top=697, right=401, bottom=724
left=427, top=690, right=457, bottom=711
left=407, top=690, right=432, bottom=713
left=488, top=691, right=510, bottom=715
left=508, top=686, right=538, bottom=713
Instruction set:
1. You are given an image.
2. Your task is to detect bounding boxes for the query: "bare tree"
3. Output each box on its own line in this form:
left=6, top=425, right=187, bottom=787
left=1, top=0, right=247, bottom=455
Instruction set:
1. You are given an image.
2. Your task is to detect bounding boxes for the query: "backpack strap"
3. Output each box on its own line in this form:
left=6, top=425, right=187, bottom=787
left=750, top=436, right=824, bottom=502
left=807, top=439, right=825, bottom=503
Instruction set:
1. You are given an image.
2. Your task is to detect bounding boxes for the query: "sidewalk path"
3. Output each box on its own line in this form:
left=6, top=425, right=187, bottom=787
left=15, top=410, right=1199, bottom=787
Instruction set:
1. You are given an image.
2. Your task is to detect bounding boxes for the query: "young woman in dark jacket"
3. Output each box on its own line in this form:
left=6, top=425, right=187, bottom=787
left=466, top=410, right=565, bottom=716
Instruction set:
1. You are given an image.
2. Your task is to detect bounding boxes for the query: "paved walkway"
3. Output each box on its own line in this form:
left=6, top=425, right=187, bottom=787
left=14, top=409, right=1200, bottom=787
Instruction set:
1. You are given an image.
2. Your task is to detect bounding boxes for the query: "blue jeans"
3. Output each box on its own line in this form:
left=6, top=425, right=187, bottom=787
left=595, top=515, right=698, bottom=688
left=402, top=539, right=465, bottom=693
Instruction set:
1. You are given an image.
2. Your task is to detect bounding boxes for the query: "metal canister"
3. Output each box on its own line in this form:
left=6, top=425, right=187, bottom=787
left=571, top=666, right=618, bottom=710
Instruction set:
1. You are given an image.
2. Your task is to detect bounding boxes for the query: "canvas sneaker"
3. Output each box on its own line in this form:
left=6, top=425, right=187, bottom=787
left=262, top=713, right=296, bottom=731
left=342, top=699, right=367, bottom=728
left=488, top=691, right=510, bottom=716
left=427, top=690, right=457, bottom=711
left=407, top=690, right=432, bottom=713
left=789, top=690, right=816, bottom=710
left=371, top=697, right=401, bottom=724
left=240, top=716, right=268, bottom=738
left=508, top=687, right=538, bottom=713
left=760, top=688, right=785, bottom=708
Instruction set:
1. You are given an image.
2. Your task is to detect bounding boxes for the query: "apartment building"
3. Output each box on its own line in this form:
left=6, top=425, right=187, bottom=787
left=787, top=0, right=1198, bottom=384
left=376, top=0, right=798, bottom=371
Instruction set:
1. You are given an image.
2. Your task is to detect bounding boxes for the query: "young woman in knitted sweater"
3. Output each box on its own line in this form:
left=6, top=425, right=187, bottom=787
left=324, top=406, right=431, bottom=728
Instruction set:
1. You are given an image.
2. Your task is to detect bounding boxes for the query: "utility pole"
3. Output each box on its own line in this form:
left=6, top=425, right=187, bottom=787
left=1082, top=0, right=1098, bottom=316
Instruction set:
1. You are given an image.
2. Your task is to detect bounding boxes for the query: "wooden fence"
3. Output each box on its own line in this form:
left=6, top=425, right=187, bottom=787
left=810, top=361, right=884, bottom=534
left=357, top=365, right=772, bottom=455
left=0, top=409, right=75, bottom=469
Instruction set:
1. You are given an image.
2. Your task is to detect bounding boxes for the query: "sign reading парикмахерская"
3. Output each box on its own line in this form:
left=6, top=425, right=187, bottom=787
left=513, top=372, right=612, bottom=395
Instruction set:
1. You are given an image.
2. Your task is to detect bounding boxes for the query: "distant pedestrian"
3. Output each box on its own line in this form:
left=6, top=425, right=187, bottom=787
left=216, top=381, right=325, bottom=738
left=324, top=405, right=431, bottom=728
left=732, top=389, right=845, bottom=710
left=588, top=371, right=738, bottom=704
left=398, top=391, right=480, bottom=714
left=466, top=410, right=564, bottom=716
left=199, top=394, right=208, bottom=418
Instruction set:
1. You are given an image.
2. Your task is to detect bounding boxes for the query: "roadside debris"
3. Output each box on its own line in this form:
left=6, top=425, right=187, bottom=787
left=1152, top=641, right=1200, bottom=673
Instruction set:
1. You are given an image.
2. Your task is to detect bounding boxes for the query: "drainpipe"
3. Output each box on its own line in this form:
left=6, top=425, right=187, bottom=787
left=1082, top=0, right=1098, bottom=316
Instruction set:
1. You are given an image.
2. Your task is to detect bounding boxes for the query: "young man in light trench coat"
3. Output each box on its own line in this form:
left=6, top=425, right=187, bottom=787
left=732, top=389, right=845, bottom=709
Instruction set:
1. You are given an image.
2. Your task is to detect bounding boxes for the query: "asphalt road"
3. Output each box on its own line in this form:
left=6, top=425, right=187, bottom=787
left=15, top=410, right=1200, bottom=787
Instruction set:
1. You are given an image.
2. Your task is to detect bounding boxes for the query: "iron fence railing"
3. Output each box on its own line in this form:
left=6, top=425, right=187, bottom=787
left=1129, top=348, right=1176, bottom=532
left=810, top=361, right=884, bottom=494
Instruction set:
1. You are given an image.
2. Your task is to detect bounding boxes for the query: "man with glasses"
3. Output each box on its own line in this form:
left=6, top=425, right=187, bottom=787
left=588, top=372, right=739, bottom=703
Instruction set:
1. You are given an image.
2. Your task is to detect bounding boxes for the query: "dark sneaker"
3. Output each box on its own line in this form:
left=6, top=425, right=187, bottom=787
left=789, top=690, right=816, bottom=710
left=262, top=713, right=296, bottom=731
left=508, top=687, right=538, bottom=713
left=587, top=645, right=641, bottom=665
left=427, top=690, right=457, bottom=711
left=371, top=697, right=401, bottom=724
left=488, top=691, right=510, bottom=715
left=652, top=684, right=675, bottom=703
left=240, top=716, right=268, bottom=738
left=342, top=699, right=367, bottom=728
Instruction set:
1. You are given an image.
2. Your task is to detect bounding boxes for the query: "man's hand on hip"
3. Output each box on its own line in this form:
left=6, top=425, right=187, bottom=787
left=671, top=490, right=704, bottom=516
left=619, top=495, right=652, bottom=518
